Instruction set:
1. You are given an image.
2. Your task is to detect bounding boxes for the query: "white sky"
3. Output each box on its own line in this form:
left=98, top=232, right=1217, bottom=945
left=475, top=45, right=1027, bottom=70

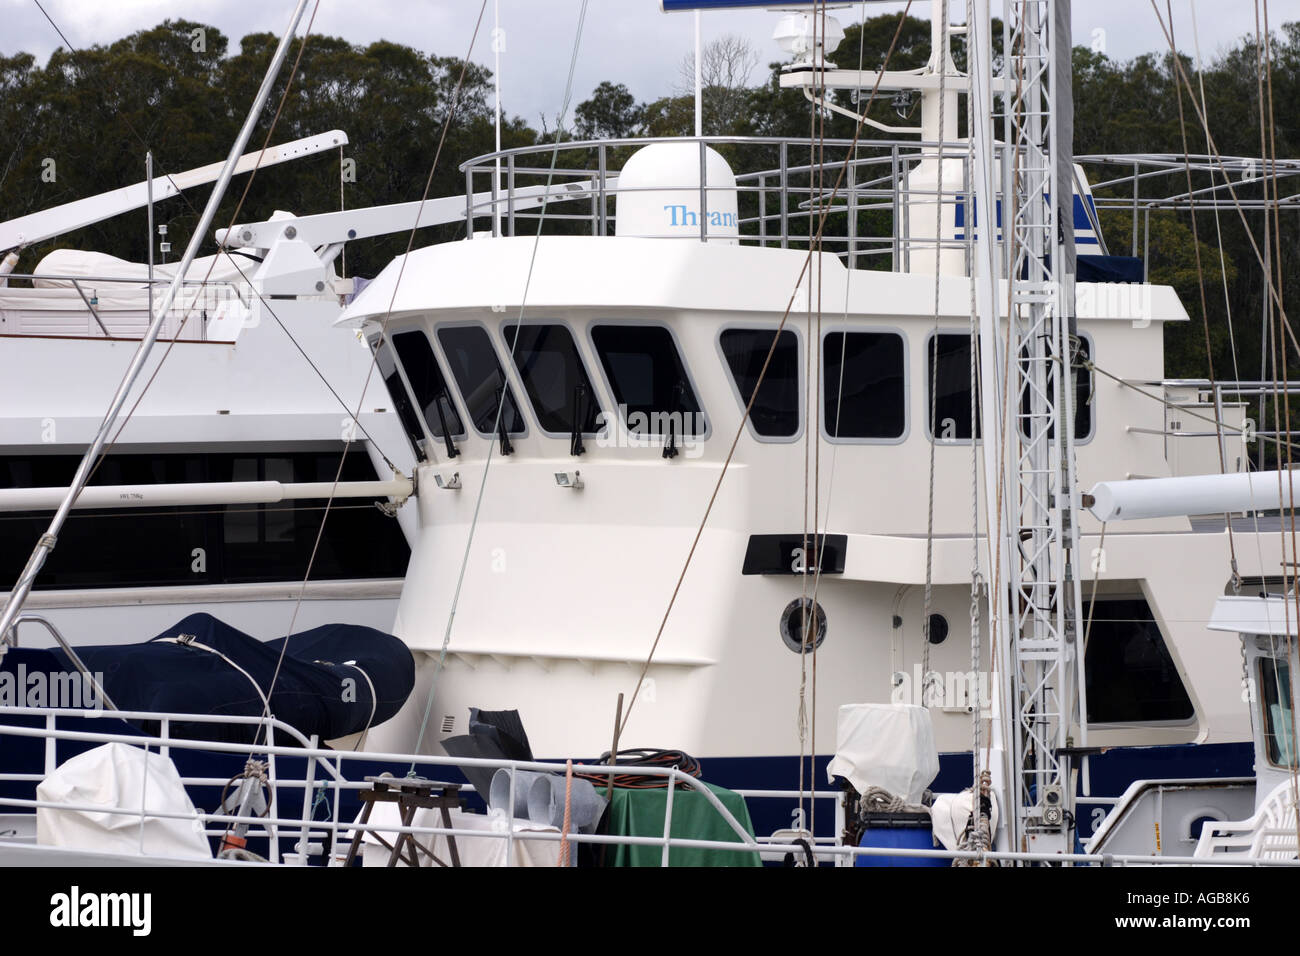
left=0, top=0, right=1290, bottom=126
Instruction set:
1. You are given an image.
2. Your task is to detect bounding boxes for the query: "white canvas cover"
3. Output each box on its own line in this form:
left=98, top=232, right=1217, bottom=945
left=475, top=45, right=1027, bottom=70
left=930, top=789, right=1000, bottom=851
left=36, top=742, right=211, bottom=859
left=825, top=703, right=940, bottom=805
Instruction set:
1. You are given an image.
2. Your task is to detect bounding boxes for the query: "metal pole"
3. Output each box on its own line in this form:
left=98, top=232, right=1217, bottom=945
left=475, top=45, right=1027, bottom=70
left=493, top=0, right=503, bottom=237
left=0, top=0, right=314, bottom=647
left=694, top=10, right=703, bottom=138
left=146, top=151, right=154, bottom=330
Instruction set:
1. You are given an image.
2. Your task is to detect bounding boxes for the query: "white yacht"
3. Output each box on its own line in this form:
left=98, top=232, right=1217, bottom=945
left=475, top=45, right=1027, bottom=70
left=0, top=133, right=417, bottom=645
left=322, top=3, right=1284, bottom=849
left=1, top=0, right=1294, bottom=867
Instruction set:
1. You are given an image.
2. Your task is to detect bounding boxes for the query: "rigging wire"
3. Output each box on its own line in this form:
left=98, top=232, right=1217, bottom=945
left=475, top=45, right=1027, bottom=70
left=617, top=0, right=919, bottom=745
left=408, top=0, right=592, bottom=764
left=255, top=0, right=495, bottom=747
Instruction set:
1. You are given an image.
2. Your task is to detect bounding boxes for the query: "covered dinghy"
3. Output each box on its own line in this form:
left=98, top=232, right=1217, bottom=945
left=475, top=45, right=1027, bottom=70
left=47, top=613, right=414, bottom=745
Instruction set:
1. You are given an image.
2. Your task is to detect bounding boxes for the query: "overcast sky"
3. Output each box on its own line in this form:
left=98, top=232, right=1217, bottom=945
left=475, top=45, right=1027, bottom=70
left=0, top=1, right=1288, bottom=125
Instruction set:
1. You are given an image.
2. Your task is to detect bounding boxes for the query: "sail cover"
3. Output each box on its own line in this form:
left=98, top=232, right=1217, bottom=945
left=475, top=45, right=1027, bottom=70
left=44, top=613, right=414, bottom=745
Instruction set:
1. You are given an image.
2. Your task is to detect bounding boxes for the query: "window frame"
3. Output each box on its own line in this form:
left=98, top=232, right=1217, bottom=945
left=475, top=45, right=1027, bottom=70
left=433, top=319, right=531, bottom=440
left=499, top=319, right=607, bottom=439
left=923, top=328, right=983, bottom=444
left=819, top=325, right=910, bottom=445
left=1017, top=330, right=1095, bottom=446
left=1082, top=593, right=1197, bottom=729
left=386, top=325, right=469, bottom=442
left=714, top=324, right=805, bottom=443
left=1259, top=654, right=1297, bottom=769
left=586, top=319, right=712, bottom=442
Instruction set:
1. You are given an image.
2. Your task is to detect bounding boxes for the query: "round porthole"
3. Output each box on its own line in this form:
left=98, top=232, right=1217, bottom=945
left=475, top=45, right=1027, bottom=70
left=926, top=613, right=949, bottom=645
left=780, top=597, right=827, bottom=653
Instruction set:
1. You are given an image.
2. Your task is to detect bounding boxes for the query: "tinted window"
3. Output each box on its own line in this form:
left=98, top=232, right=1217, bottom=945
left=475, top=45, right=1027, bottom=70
left=0, top=451, right=410, bottom=590
left=823, top=331, right=906, bottom=439
left=1020, top=336, right=1093, bottom=441
left=1084, top=598, right=1193, bottom=724
left=720, top=328, right=800, bottom=438
left=391, top=329, right=464, bottom=438
left=1260, top=656, right=1296, bottom=766
left=503, top=324, right=601, bottom=434
left=436, top=325, right=526, bottom=435
left=928, top=333, right=981, bottom=440
left=372, top=336, right=429, bottom=461
left=591, top=325, right=705, bottom=437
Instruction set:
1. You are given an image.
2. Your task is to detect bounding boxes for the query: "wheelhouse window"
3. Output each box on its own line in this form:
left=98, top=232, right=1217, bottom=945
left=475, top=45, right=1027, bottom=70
left=390, top=329, right=465, bottom=440
left=0, top=451, right=409, bottom=590
left=822, top=331, right=906, bottom=440
left=928, top=333, right=981, bottom=440
left=1019, top=336, right=1093, bottom=441
left=503, top=324, right=601, bottom=435
left=590, top=325, right=706, bottom=437
left=1260, top=655, right=1296, bottom=767
left=720, top=328, right=800, bottom=438
left=1083, top=597, right=1193, bottom=724
left=371, top=336, right=431, bottom=461
left=436, top=325, right=526, bottom=435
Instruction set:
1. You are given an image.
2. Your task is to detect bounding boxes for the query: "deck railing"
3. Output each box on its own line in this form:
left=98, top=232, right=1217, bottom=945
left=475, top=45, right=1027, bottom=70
left=3, top=704, right=1299, bottom=866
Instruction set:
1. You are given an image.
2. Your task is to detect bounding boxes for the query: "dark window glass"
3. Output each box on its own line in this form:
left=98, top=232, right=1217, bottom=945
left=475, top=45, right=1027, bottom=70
left=1084, top=598, right=1194, bottom=724
left=371, top=336, right=429, bottom=461
left=822, top=331, right=906, bottom=439
left=436, top=325, right=526, bottom=435
left=591, top=325, right=705, bottom=437
left=720, top=328, right=800, bottom=438
left=928, top=333, right=981, bottom=440
left=391, top=329, right=464, bottom=439
left=0, top=451, right=410, bottom=590
left=503, top=324, right=601, bottom=434
left=1260, top=656, right=1296, bottom=767
left=1020, top=336, right=1093, bottom=441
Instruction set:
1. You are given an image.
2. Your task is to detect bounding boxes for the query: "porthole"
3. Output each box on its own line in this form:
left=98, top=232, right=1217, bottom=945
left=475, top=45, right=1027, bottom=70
left=927, top=613, right=949, bottom=645
left=780, top=597, right=827, bottom=653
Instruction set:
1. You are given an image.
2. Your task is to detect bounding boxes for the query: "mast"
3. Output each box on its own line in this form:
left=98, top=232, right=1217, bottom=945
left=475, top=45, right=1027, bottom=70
left=993, top=0, right=1086, bottom=855
left=0, top=0, right=316, bottom=648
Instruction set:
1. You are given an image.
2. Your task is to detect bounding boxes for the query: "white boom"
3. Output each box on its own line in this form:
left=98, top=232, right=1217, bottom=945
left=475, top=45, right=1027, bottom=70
left=0, top=477, right=412, bottom=513
left=0, top=130, right=349, bottom=253
left=1088, top=471, right=1299, bottom=521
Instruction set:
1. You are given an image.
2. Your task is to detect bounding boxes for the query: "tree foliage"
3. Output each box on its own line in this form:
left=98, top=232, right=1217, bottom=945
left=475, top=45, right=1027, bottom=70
left=2, top=14, right=1298, bottom=385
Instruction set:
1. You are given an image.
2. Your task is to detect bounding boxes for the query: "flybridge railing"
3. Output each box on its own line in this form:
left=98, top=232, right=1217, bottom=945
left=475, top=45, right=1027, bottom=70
left=459, top=136, right=980, bottom=273
left=0, top=272, right=250, bottom=341
left=3, top=704, right=1299, bottom=866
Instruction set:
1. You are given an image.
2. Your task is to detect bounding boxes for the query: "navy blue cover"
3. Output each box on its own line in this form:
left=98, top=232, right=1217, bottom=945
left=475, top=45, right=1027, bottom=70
left=42, top=613, right=414, bottom=745
left=1078, top=254, right=1144, bottom=283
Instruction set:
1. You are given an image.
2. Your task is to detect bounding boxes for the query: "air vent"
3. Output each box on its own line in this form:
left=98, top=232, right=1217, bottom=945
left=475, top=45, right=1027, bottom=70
left=440, top=715, right=456, bottom=735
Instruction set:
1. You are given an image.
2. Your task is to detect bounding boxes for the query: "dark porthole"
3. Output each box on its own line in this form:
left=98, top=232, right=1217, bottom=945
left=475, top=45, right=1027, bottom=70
left=926, top=613, right=949, bottom=645
left=780, top=597, right=827, bottom=653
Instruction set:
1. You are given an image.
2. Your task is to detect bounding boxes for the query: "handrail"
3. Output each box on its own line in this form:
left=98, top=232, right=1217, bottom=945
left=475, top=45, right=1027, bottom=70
left=5, top=703, right=1295, bottom=866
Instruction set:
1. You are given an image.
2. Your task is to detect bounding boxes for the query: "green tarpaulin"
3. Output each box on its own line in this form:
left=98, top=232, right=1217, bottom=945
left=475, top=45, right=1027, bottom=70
left=600, top=782, right=761, bottom=867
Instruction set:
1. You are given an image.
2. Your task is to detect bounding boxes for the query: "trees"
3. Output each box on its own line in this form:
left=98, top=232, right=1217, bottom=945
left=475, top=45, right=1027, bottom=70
left=675, top=33, right=759, bottom=134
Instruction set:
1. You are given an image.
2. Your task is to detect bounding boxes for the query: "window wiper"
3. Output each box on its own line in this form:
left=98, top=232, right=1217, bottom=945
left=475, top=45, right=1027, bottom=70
left=434, top=388, right=459, bottom=460
left=663, top=380, right=684, bottom=460
left=570, top=383, right=587, bottom=457
left=495, top=386, right=514, bottom=456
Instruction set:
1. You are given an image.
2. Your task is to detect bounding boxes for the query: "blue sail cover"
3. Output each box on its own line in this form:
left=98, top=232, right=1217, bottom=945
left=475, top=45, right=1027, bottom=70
left=43, top=613, right=414, bottom=745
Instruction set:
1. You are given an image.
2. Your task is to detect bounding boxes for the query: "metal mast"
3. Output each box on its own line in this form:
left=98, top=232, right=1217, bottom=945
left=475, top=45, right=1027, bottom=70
left=985, top=0, right=1086, bottom=855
